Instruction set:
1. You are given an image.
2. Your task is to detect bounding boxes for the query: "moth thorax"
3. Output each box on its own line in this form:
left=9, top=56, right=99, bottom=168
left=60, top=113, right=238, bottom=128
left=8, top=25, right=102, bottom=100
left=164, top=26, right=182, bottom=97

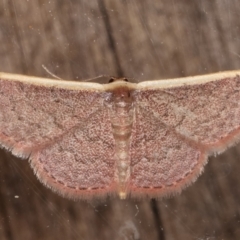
left=110, top=88, right=134, bottom=135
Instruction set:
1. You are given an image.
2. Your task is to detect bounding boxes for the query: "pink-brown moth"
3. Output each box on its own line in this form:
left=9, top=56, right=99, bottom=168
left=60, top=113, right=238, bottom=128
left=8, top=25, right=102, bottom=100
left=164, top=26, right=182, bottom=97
left=0, top=71, right=240, bottom=200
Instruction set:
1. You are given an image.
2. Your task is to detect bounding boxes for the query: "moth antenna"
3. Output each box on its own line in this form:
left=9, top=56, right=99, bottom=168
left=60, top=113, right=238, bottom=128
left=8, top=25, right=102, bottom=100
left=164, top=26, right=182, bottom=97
left=42, top=65, right=62, bottom=80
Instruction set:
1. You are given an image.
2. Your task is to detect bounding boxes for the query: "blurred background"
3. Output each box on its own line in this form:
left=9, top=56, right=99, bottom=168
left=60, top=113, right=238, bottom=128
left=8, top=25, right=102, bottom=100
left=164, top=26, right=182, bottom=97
left=0, top=0, right=240, bottom=239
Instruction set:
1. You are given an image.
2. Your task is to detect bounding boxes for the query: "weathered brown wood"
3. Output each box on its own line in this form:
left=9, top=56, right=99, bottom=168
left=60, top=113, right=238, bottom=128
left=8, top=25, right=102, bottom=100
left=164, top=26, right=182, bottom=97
left=1, top=0, right=240, bottom=239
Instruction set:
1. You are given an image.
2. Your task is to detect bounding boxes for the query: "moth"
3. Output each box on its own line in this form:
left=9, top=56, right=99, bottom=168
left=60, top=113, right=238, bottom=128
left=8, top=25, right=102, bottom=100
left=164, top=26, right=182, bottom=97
left=0, top=71, right=240, bottom=200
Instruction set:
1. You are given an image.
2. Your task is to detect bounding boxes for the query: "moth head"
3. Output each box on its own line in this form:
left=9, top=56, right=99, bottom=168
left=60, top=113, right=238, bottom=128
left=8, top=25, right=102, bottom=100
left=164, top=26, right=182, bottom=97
left=108, top=77, right=129, bottom=83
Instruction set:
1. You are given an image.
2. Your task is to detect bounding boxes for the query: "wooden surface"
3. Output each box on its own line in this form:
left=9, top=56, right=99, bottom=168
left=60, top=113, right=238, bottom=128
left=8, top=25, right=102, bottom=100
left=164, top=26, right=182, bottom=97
left=1, top=0, right=240, bottom=239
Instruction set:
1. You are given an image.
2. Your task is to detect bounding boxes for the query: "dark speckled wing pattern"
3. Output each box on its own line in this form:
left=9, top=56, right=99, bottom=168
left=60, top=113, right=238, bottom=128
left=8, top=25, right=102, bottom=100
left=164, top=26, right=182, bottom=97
left=129, top=73, right=240, bottom=198
left=0, top=74, right=116, bottom=199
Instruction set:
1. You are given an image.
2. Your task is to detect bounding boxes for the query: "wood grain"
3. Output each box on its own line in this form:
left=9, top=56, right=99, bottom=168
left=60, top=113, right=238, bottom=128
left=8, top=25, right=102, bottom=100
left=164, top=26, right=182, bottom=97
left=1, top=0, right=240, bottom=239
